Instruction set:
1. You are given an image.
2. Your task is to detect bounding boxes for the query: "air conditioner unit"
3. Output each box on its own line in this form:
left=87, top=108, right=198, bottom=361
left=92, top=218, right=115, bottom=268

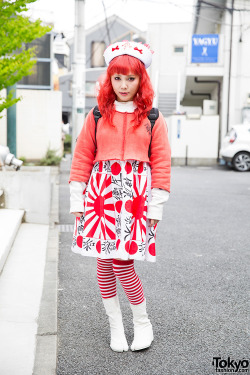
left=203, top=100, right=217, bottom=115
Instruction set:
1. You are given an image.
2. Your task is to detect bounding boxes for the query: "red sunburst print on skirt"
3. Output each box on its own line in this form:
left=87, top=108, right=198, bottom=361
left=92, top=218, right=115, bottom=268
left=77, top=235, right=83, bottom=248
left=115, top=200, right=122, bottom=213
left=75, top=217, right=80, bottom=236
left=116, top=239, right=120, bottom=250
left=84, top=174, right=116, bottom=240
left=125, top=161, right=132, bottom=174
left=125, top=200, right=132, bottom=213
left=148, top=243, right=156, bottom=256
left=130, top=174, right=147, bottom=241
left=138, top=162, right=144, bottom=174
left=98, top=161, right=103, bottom=172
left=125, top=240, right=138, bottom=255
left=96, top=240, right=101, bottom=254
left=111, top=162, right=121, bottom=175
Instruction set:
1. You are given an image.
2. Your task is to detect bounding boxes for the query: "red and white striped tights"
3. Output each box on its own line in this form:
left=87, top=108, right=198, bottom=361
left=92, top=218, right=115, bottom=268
left=97, top=258, right=144, bottom=305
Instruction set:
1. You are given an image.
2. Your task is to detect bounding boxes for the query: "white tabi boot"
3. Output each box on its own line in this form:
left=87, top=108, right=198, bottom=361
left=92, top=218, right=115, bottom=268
left=130, top=299, right=154, bottom=351
left=102, top=295, right=129, bottom=352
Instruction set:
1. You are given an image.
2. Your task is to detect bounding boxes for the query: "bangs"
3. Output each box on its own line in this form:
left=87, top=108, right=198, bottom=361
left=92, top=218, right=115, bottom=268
left=107, top=55, right=144, bottom=76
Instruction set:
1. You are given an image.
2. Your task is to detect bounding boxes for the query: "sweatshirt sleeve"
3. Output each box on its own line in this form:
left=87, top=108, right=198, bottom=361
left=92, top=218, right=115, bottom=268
left=147, top=188, right=170, bottom=221
left=69, top=108, right=96, bottom=183
left=70, top=181, right=87, bottom=213
left=149, top=111, right=171, bottom=192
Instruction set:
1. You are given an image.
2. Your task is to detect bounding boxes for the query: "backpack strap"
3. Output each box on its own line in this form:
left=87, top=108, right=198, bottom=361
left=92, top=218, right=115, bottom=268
left=93, top=105, right=102, bottom=144
left=148, top=108, right=159, bottom=158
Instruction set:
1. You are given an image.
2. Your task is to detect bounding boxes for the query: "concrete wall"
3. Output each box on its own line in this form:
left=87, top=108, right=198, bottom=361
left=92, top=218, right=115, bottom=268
left=167, top=115, right=219, bottom=164
left=0, top=166, right=57, bottom=224
left=0, top=89, right=62, bottom=160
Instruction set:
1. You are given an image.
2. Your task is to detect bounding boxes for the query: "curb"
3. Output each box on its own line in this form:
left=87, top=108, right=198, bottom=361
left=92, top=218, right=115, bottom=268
left=33, top=168, right=59, bottom=375
left=0, top=209, right=24, bottom=274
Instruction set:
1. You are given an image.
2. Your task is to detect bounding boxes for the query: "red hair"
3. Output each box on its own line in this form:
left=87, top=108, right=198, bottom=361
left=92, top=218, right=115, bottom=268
left=97, top=55, right=154, bottom=127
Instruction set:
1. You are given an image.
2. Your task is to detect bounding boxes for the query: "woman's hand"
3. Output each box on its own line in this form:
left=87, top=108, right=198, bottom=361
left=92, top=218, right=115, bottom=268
left=72, top=212, right=84, bottom=217
left=148, top=219, right=159, bottom=227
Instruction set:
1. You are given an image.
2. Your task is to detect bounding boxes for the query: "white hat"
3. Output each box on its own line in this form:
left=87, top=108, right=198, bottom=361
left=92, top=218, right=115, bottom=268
left=103, top=41, right=154, bottom=69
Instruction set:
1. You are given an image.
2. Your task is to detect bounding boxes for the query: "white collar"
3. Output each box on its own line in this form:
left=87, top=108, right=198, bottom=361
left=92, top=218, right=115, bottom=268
left=114, top=100, right=137, bottom=113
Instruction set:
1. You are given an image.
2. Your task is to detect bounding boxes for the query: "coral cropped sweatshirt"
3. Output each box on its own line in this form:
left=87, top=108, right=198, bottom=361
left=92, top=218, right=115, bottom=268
left=69, top=101, right=171, bottom=220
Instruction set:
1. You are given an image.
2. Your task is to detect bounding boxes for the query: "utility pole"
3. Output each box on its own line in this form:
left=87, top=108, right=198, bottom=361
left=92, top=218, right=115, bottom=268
left=72, top=0, right=86, bottom=152
left=7, top=84, right=17, bottom=155
left=226, top=0, right=234, bottom=132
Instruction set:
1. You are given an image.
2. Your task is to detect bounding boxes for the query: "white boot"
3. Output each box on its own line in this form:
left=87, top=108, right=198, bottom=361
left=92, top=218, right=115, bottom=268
left=102, top=295, right=129, bottom=352
left=130, top=299, right=154, bottom=351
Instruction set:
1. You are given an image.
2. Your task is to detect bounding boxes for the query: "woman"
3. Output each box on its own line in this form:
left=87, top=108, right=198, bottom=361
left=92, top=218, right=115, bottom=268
left=69, top=41, right=171, bottom=352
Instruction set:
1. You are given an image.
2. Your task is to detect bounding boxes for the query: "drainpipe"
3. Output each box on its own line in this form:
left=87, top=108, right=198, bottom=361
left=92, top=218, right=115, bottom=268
left=226, top=0, right=234, bottom=132
left=194, top=77, right=221, bottom=161
left=190, top=91, right=211, bottom=100
left=193, top=0, right=202, bottom=34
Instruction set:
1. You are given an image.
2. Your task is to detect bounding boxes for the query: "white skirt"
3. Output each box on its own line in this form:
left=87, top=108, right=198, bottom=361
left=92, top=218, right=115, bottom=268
left=71, top=160, right=158, bottom=262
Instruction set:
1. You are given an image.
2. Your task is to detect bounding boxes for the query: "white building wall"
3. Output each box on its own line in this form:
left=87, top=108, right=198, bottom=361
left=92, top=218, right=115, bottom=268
left=228, top=2, right=250, bottom=126
left=217, top=0, right=250, bottom=136
left=0, top=90, right=62, bottom=159
left=167, top=115, right=219, bottom=162
left=148, top=23, right=191, bottom=96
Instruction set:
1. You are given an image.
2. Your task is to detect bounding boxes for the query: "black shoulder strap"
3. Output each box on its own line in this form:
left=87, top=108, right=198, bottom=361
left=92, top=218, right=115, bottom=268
left=148, top=108, right=159, bottom=158
left=93, top=105, right=102, bottom=143
left=148, top=108, right=159, bottom=130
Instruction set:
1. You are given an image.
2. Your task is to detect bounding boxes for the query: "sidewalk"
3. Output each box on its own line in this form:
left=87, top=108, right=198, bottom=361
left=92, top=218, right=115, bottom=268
left=0, top=166, right=59, bottom=375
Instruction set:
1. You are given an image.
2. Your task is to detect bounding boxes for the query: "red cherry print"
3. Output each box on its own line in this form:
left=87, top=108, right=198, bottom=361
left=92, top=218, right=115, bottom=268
left=138, top=162, right=144, bottom=174
left=115, top=200, right=122, bottom=213
left=148, top=243, right=156, bottom=256
left=125, top=161, right=132, bottom=174
left=96, top=240, right=101, bottom=254
left=129, top=241, right=138, bottom=255
left=111, top=162, right=121, bottom=175
left=125, top=241, right=130, bottom=253
left=116, top=239, right=120, bottom=250
left=125, top=200, right=132, bottom=213
left=77, top=236, right=83, bottom=248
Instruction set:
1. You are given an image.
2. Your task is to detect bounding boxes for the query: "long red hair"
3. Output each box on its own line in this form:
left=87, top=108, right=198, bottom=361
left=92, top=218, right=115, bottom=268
left=97, top=55, right=154, bottom=127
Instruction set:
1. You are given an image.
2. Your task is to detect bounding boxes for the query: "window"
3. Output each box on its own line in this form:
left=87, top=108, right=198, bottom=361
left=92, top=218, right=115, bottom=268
left=25, top=34, right=51, bottom=58
left=91, top=41, right=105, bottom=67
left=18, top=33, right=52, bottom=88
left=19, top=61, right=51, bottom=86
left=174, top=46, right=184, bottom=53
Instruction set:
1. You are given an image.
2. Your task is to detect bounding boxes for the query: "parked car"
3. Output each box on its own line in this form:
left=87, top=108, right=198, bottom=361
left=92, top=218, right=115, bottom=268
left=220, top=124, right=250, bottom=171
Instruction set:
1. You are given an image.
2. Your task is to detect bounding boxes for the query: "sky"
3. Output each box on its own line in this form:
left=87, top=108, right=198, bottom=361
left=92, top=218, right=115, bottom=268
left=26, top=0, right=196, bottom=38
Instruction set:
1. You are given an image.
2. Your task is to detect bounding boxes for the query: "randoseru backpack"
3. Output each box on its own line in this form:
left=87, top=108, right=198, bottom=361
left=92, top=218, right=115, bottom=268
left=93, top=106, right=159, bottom=158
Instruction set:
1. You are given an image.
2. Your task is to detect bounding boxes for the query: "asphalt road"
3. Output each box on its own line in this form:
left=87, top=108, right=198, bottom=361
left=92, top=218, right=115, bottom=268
left=57, top=159, right=249, bottom=375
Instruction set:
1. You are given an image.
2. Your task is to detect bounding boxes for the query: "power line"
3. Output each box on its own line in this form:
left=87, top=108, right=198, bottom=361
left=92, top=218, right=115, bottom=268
left=102, top=0, right=111, bottom=44
left=137, top=0, right=249, bottom=27
left=86, top=15, right=118, bottom=65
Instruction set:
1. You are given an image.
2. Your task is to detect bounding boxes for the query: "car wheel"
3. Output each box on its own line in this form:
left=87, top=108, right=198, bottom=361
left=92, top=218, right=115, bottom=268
left=232, top=152, right=250, bottom=172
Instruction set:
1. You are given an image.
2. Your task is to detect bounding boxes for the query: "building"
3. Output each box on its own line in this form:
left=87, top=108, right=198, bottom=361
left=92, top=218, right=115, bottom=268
left=148, top=0, right=250, bottom=165
left=0, top=32, right=63, bottom=160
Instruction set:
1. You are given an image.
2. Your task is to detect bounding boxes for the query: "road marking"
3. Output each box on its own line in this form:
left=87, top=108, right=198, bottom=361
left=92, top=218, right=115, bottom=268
left=58, top=224, right=74, bottom=232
